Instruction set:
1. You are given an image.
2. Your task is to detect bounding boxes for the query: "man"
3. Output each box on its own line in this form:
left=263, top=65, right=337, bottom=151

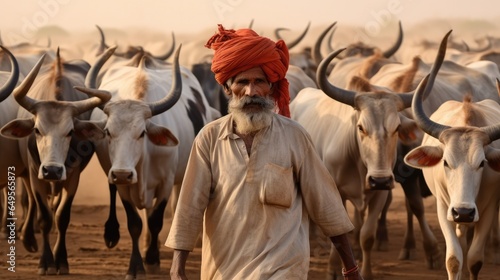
left=165, top=24, right=362, bottom=280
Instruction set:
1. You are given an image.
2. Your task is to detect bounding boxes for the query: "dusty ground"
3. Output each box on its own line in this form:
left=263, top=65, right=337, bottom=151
left=0, top=156, right=499, bottom=279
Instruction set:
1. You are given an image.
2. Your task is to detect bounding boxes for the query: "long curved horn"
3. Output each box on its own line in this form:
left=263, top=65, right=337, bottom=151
left=151, top=32, right=176, bottom=60
left=148, top=44, right=182, bottom=116
left=469, top=38, right=491, bottom=52
left=313, top=22, right=337, bottom=66
left=411, top=74, right=450, bottom=139
left=95, top=25, right=110, bottom=50
left=0, top=46, right=20, bottom=103
left=316, top=48, right=357, bottom=107
left=274, top=21, right=310, bottom=49
left=85, top=46, right=117, bottom=89
left=71, top=86, right=111, bottom=115
left=13, top=53, right=46, bottom=111
left=382, top=21, right=403, bottom=58
left=422, top=30, right=452, bottom=100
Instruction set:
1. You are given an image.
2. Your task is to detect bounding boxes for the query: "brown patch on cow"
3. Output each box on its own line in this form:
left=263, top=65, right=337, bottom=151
left=348, top=76, right=372, bottom=92
left=446, top=255, right=460, bottom=275
left=392, top=56, right=421, bottom=92
left=50, top=51, right=64, bottom=100
left=133, top=72, right=149, bottom=100
left=359, top=52, right=384, bottom=79
left=462, top=94, right=487, bottom=126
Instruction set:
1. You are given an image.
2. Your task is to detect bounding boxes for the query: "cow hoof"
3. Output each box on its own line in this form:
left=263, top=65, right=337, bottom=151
left=398, top=248, right=417, bottom=260
left=38, top=266, right=57, bottom=275
left=58, top=266, right=69, bottom=275
left=125, top=273, right=146, bottom=280
left=21, top=235, right=38, bottom=252
left=145, top=263, right=161, bottom=274
left=104, top=226, right=120, bottom=248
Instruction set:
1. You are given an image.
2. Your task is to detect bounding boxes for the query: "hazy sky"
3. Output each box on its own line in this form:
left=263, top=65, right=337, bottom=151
left=1, top=0, right=498, bottom=41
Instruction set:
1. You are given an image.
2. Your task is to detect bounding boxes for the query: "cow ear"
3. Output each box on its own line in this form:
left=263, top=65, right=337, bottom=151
left=398, top=115, right=422, bottom=145
left=73, top=119, right=106, bottom=141
left=485, top=147, right=500, bottom=172
left=0, top=118, right=35, bottom=139
left=404, top=145, right=443, bottom=169
left=146, top=121, right=179, bottom=146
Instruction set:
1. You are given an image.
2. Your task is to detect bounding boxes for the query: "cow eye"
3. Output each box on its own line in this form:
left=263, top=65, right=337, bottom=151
left=139, top=131, right=145, bottom=138
left=443, top=160, right=449, bottom=168
left=479, top=160, right=485, bottom=168
left=66, top=130, right=73, bottom=137
left=357, top=125, right=366, bottom=135
left=104, top=129, right=111, bottom=138
left=34, top=128, right=40, bottom=135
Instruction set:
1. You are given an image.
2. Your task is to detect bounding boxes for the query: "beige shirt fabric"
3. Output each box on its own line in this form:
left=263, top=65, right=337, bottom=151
left=165, top=113, right=354, bottom=279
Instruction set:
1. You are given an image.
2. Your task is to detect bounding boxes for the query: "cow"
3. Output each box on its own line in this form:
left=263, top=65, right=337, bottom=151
left=404, top=62, right=500, bottom=280
left=77, top=45, right=220, bottom=279
left=0, top=46, right=22, bottom=239
left=369, top=31, right=500, bottom=266
left=0, top=50, right=110, bottom=275
left=290, top=47, right=421, bottom=279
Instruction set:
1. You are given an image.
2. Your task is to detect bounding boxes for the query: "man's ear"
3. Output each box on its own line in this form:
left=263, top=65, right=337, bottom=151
left=223, top=83, right=232, bottom=95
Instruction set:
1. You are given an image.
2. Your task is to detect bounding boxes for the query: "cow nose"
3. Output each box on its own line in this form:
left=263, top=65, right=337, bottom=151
left=368, top=176, right=393, bottom=190
left=452, top=207, right=475, bottom=223
left=42, top=166, right=64, bottom=181
left=111, top=171, right=134, bottom=184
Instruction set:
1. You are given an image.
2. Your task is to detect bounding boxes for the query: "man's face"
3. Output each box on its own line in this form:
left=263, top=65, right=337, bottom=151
left=227, top=67, right=275, bottom=134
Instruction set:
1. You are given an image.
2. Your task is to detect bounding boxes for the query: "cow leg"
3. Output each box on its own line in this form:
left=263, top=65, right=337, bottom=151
left=104, top=183, right=120, bottom=248
left=53, top=188, right=75, bottom=275
left=468, top=209, right=496, bottom=280
left=144, top=199, right=167, bottom=274
left=19, top=176, right=37, bottom=252
left=0, top=188, right=7, bottom=239
left=360, top=190, right=389, bottom=280
left=121, top=199, right=146, bottom=280
left=375, top=189, right=392, bottom=251
left=399, top=176, right=442, bottom=269
left=34, top=189, right=57, bottom=275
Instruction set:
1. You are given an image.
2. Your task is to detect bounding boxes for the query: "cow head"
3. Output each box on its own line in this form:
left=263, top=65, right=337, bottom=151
left=317, top=49, right=418, bottom=191
left=0, top=53, right=110, bottom=181
left=405, top=30, right=500, bottom=223
left=75, top=45, right=183, bottom=185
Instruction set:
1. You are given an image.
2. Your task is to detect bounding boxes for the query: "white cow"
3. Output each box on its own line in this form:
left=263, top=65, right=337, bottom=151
left=404, top=57, right=500, bottom=279
left=78, top=45, right=220, bottom=279
left=290, top=48, right=420, bottom=280
left=0, top=50, right=110, bottom=275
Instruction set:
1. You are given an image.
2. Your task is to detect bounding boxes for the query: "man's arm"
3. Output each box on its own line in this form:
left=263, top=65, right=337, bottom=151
left=330, top=234, right=364, bottom=280
left=170, top=249, right=190, bottom=280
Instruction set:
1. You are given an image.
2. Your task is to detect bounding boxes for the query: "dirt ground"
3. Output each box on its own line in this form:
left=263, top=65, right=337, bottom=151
left=0, top=156, right=499, bottom=279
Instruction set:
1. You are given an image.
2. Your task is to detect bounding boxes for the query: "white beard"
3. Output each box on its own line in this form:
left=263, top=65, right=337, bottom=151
left=228, top=95, right=274, bottom=135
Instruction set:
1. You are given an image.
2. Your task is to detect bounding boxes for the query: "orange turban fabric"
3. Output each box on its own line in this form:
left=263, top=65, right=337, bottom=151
left=205, top=24, right=291, bottom=117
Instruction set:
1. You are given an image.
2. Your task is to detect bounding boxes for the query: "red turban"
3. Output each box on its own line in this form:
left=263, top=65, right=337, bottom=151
left=205, top=24, right=291, bottom=118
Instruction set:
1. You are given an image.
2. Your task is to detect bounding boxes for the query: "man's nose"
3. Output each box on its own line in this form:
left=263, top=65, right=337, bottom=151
left=245, top=84, right=258, bottom=97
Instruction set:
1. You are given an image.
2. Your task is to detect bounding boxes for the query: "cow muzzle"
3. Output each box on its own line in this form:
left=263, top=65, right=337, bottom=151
left=109, top=169, right=136, bottom=184
left=451, top=207, right=476, bottom=223
left=366, top=175, right=394, bottom=191
left=39, top=164, right=66, bottom=181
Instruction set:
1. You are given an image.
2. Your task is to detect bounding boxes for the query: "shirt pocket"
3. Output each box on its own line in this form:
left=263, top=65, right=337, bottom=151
left=259, top=163, right=294, bottom=208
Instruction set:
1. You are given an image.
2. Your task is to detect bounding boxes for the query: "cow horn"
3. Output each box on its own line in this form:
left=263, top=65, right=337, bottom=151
left=411, top=30, right=453, bottom=139
left=95, top=25, right=110, bottom=54
left=72, top=86, right=111, bottom=115
left=382, top=21, right=403, bottom=58
left=313, top=22, right=337, bottom=66
left=151, top=32, right=176, bottom=61
left=85, top=45, right=117, bottom=89
left=317, top=48, right=357, bottom=107
left=411, top=74, right=450, bottom=139
left=13, top=53, right=47, bottom=112
left=148, top=44, right=182, bottom=116
left=274, top=21, right=310, bottom=49
left=0, top=46, right=20, bottom=103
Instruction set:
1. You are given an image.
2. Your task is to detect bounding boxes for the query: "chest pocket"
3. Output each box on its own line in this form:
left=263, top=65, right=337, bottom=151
left=259, top=163, right=294, bottom=208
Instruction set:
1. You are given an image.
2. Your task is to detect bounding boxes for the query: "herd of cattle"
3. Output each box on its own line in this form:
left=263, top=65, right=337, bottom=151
left=0, top=20, right=499, bottom=280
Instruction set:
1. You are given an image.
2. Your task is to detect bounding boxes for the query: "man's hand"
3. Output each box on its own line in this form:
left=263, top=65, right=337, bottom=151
left=170, top=249, right=190, bottom=280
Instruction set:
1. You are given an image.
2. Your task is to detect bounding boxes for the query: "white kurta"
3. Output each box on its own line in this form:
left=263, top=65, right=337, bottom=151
left=165, top=113, right=354, bottom=279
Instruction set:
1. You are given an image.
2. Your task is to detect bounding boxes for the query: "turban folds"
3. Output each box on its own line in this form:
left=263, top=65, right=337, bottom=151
left=205, top=24, right=291, bottom=117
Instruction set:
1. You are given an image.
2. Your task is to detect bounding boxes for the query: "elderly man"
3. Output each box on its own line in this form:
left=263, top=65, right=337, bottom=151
left=165, top=24, right=362, bottom=280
